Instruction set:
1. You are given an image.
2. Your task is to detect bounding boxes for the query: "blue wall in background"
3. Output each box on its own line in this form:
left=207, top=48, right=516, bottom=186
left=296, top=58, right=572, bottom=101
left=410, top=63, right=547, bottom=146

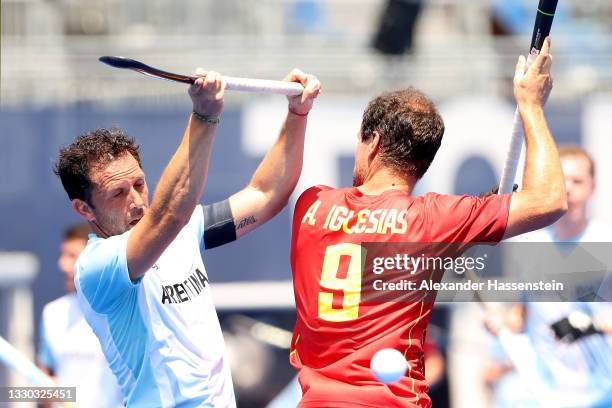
left=0, top=103, right=582, bottom=332
left=0, top=106, right=292, bottom=330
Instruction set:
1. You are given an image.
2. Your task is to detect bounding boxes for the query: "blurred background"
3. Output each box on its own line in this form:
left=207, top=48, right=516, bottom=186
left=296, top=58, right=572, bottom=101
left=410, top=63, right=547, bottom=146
left=1, top=0, right=611, bottom=407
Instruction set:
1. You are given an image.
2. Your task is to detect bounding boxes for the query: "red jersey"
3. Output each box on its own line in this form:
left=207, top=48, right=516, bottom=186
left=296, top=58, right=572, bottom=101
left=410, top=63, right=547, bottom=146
left=290, top=186, right=511, bottom=407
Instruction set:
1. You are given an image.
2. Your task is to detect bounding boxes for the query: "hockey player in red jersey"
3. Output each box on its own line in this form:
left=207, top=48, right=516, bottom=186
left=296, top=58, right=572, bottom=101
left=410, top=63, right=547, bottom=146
left=289, top=38, right=566, bottom=407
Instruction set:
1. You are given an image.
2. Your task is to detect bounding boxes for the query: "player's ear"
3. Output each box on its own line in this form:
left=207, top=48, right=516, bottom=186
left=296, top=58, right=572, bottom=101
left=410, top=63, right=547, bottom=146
left=72, top=199, right=96, bottom=222
left=367, top=131, right=381, bottom=161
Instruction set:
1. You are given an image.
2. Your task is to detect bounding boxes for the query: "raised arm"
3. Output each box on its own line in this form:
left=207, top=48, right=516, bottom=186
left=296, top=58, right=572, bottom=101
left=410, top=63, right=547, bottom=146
left=503, top=38, right=567, bottom=239
left=227, top=69, right=321, bottom=239
left=127, top=70, right=225, bottom=279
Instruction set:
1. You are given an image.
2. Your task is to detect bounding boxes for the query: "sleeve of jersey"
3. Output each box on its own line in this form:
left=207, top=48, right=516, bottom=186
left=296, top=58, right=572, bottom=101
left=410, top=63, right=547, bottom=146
left=426, top=193, right=512, bottom=244
left=292, top=186, right=329, bottom=233
left=186, top=204, right=205, bottom=252
left=291, top=186, right=329, bottom=268
left=37, top=313, right=55, bottom=371
left=76, top=231, right=135, bottom=314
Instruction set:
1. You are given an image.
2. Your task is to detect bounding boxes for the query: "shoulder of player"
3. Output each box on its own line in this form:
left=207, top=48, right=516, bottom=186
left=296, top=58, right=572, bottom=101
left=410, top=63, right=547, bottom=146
left=75, top=231, right=130, bottom=278
left=82, top=231, right=129, bottom=256
left=293, top=185, right=341, bottom=226
left=295, top=185, right=333, bottom=205
left=412, top=191, right=458, bottom=209
left=420, top=192, right=505, bottom=207
left=420, top=192, right=482, bottom=200
left=301, top=184, right=333, bottom=196
left=42, top=294, right=74, bottom=320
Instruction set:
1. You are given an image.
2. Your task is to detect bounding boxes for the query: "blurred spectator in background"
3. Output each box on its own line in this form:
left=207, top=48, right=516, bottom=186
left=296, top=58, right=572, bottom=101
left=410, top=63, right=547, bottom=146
left=485, top=145, right=612, bottom=408
left=372, top=0, right=423, bottom=56
left=38, top=223, right=123, bottom=408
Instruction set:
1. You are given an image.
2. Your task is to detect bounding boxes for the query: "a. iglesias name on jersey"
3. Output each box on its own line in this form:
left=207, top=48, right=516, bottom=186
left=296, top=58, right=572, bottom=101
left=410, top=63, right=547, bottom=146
left=302, top=201, right=410, bottom=235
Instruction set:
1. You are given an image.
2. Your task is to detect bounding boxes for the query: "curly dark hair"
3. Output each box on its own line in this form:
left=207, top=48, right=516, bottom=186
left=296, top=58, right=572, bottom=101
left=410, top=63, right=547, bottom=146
left=360, top=88, right=444, bottom=179
left=54, top=128, right=141, bottom=206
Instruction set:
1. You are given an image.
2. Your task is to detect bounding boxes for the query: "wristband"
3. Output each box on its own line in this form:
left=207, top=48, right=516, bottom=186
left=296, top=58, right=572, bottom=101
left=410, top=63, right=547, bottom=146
left=288, top=107, right=309, bottom=117
left=192, top=110, right=220, bottom=124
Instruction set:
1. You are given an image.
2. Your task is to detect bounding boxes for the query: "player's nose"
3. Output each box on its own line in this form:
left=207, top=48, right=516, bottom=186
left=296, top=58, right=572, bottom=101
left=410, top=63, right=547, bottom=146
left=128, top=189, right=146, bottom=217
left=129, top=187, right=145, bottom=207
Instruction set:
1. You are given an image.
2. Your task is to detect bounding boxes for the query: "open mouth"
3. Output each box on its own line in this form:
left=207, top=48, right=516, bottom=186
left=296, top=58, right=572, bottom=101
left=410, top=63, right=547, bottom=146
left=129, top=219, right=141, bottom=226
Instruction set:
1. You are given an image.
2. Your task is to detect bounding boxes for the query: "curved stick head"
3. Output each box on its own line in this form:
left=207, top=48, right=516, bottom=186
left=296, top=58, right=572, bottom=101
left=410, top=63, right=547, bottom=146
left=99, top=56, right=145, bottom=69
left=98, top=55, right=195, bottom=84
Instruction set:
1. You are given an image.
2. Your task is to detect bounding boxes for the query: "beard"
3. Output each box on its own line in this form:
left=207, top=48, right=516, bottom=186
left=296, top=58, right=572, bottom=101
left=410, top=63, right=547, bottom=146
left=91, top=208, right=130, bottom=237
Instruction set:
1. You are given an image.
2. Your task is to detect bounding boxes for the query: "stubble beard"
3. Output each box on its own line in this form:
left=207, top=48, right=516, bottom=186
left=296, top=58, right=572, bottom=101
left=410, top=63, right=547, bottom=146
left=92, top=209, right=129, bottom=237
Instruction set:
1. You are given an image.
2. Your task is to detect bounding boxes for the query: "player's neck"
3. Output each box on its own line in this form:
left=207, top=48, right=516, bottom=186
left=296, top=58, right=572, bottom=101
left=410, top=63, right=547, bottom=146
left=90, top=220, right=111, bottom=239
left=554, top=206, right=589, bottom=240
left=357, top=168, right=415, bottom=196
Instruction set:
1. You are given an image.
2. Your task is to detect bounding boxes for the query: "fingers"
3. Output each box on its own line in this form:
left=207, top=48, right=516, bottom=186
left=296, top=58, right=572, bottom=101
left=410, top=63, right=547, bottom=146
left=301, top=74, right=321, bottom=104
left=202, top=71, right=226, bottom=100
left=514, top=55, right=526, bottom=83
left=189, top=68, right=207, bottom=95
left=194, top=67, right=206, bottom=78
left=284, top=68, right=322, bottom=107
left=285, top=68, right=321, bottom=95
left=541, top=36, right=551, bottom=56
left=189, top=68, right=225, bottom=117
left=542, top=52, right=553, bottom=74
left=189, top=69, right=225, bottom=98
left=513, top=37, right=554, bottom=108
left=530, top=37, right=552, bottom=74
left=283, top=68, right=306, bottom=84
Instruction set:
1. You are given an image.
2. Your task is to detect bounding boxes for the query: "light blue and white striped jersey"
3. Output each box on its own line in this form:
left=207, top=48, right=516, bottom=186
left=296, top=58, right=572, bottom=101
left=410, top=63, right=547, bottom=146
left=74, top=205, right=236, bottom=408
left=501, top=219, right=612, bottom=407
left=39, top=293, right=124, bottom=408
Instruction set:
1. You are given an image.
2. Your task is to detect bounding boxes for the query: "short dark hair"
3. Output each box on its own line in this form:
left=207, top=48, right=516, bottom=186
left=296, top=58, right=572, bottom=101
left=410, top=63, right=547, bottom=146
left=54, top=128, right=141, bottom=205
left=360, top=88, right=445, bottom=179
left=63, top=223, right=91, bottom=242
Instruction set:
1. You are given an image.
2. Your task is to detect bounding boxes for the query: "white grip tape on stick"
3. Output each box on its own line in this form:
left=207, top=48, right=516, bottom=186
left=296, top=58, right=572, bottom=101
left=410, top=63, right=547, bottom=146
left=224, top=76, right=303, bottom=96
left=498, top=52, right=538, bottom=195
left=0, top=335, right=55, bottom=386
left=499, top=107, right=524, bottom=194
